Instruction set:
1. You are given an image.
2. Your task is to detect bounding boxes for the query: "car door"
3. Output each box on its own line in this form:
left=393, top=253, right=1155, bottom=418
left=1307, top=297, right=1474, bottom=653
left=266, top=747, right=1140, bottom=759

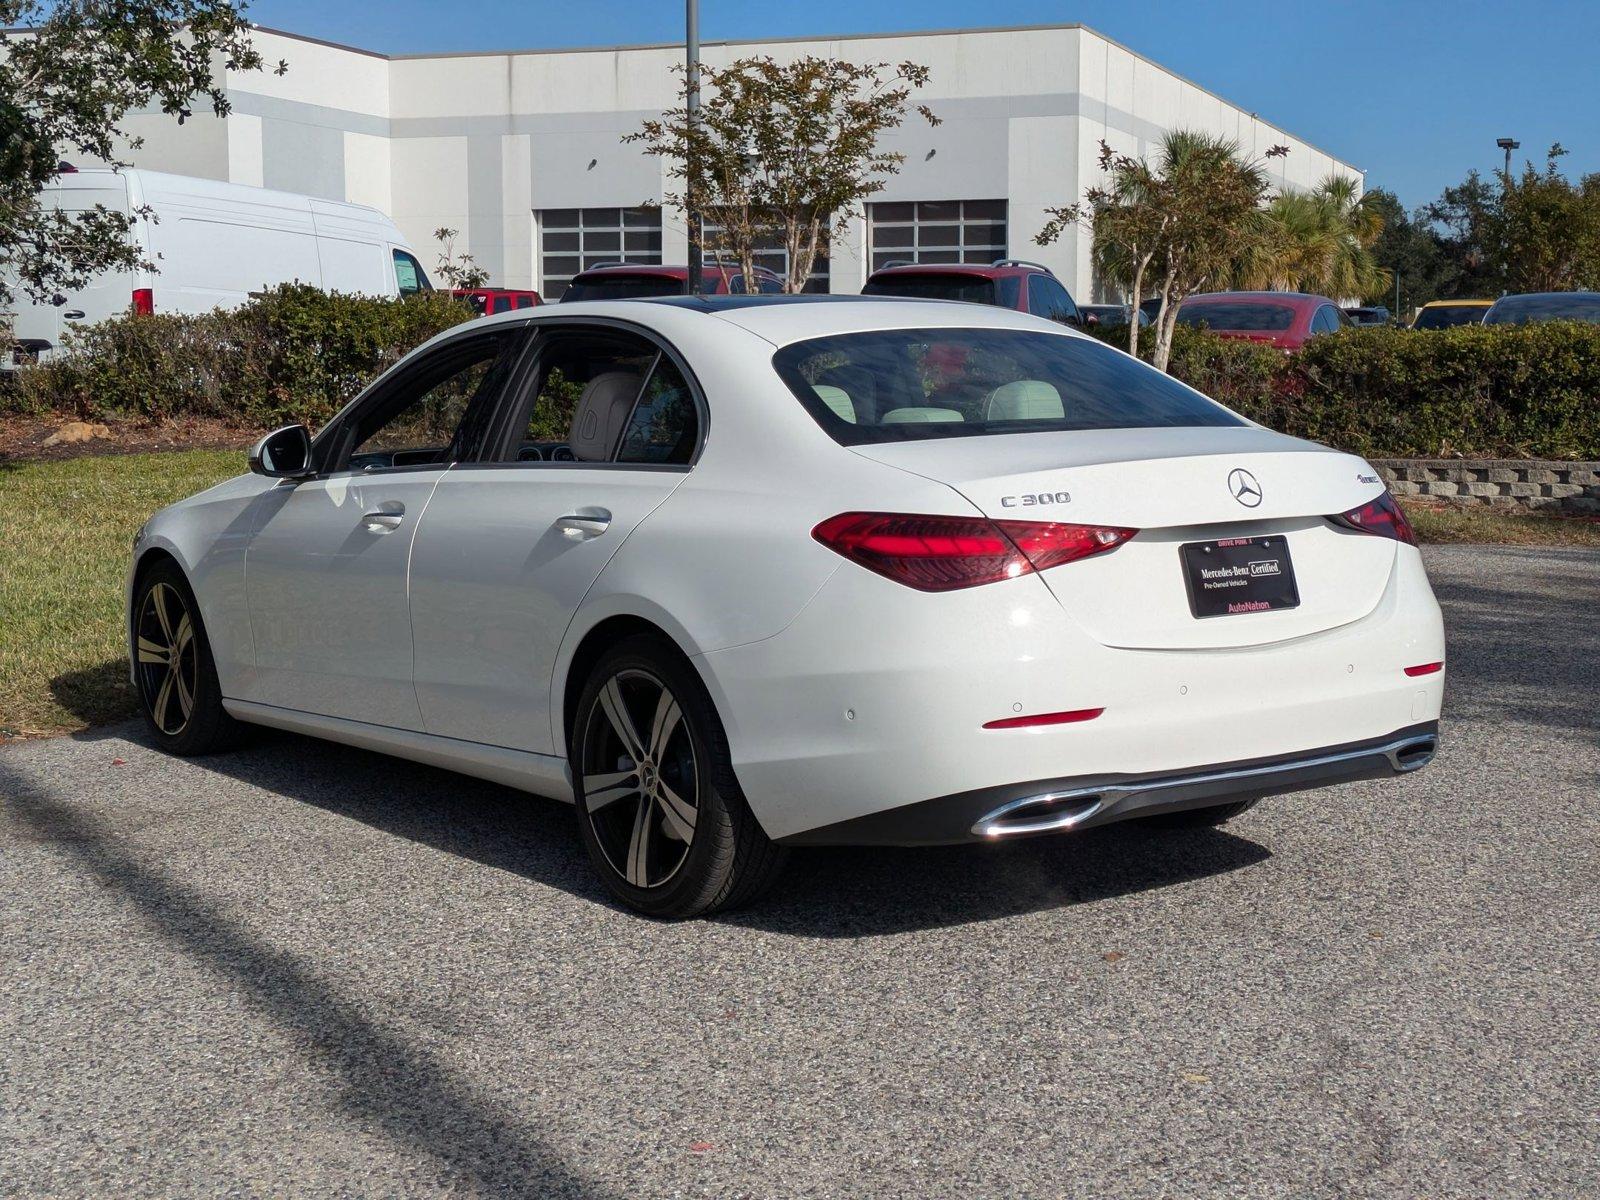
left=407, top=321, right=702, bottom=754
left=243, top=326, right=529, bottom=728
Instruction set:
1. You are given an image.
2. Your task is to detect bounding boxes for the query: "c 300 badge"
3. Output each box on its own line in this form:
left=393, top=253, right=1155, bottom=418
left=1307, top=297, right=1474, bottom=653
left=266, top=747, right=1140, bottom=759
left=999, top=489, right=1071, bottom=508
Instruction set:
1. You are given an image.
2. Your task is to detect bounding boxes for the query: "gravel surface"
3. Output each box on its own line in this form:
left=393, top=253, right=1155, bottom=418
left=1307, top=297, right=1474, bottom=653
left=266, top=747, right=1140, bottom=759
left=3, top=545, right=1596, bottom=1198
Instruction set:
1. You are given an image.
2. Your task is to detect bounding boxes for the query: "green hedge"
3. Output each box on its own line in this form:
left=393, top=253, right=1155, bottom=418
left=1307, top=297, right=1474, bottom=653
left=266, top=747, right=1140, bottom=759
left=11, top=287, right=1600, bottom=460
left=1088, top=321, right=1600, bottom=460
left=9, top=284, right=475, bottom=428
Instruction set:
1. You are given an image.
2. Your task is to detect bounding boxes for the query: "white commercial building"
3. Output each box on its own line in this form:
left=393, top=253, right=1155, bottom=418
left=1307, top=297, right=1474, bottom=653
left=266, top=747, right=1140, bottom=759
left=115, top=23, right=1361, bottom=300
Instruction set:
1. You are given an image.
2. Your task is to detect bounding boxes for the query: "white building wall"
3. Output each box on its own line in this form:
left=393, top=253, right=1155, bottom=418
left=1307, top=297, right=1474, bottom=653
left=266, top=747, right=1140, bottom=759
left=113, top=24, right=1362, bottom=301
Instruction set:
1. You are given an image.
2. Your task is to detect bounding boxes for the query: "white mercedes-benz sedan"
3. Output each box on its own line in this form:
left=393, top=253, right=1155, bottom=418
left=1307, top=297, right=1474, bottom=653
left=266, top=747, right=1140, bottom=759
left=128, top=296, right=1444, bottom=917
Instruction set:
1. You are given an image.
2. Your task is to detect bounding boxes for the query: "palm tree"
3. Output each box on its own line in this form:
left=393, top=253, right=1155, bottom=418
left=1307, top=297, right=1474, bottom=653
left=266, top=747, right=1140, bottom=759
left=1256, top=174, right=1390, bottom=300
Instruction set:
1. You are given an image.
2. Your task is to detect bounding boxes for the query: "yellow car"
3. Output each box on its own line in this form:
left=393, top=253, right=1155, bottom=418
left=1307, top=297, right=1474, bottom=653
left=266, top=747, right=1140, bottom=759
left=1411, top=299, right=1492, bottom=330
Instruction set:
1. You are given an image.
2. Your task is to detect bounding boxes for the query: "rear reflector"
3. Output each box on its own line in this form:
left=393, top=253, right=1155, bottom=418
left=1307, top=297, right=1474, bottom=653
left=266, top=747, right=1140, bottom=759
left=983, top=707, right=1104, bottom=730
left=1329, top=491, right=1416, bottom=545
left=812, top=512, right=1136, bottom=592
left=1404, top=662, right=1443, bottom=677
left=132, top=287, right=154, bottom=315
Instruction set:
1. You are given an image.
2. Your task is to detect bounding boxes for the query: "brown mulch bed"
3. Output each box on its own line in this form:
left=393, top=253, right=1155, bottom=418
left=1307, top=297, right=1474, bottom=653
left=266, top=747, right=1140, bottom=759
left=0, top=413, right=256, bottom=465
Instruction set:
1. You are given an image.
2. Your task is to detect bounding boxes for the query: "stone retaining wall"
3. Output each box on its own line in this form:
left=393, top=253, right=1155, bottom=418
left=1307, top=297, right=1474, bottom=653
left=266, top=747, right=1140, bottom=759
left=1372, top=459, right=1600, bottom=514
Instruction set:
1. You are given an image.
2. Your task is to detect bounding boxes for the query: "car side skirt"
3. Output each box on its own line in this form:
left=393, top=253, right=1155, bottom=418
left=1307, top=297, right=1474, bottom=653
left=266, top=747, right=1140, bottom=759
left=777, top=721, right=1440, bottom=847
left=223, top=699, right=575, bottom=803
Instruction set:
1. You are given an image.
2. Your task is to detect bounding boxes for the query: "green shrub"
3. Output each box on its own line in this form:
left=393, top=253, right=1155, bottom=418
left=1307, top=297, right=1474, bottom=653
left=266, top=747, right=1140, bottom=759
left=10, top=284, right=475, bottom=428
left=1085, top=319, right=1600, bottom=460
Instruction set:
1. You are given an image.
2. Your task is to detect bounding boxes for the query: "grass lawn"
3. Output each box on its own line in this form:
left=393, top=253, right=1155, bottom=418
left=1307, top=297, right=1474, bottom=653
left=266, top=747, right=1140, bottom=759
left=1, top=450, right=1597, bottom=739
left=0, top=449, right=240, bottom=737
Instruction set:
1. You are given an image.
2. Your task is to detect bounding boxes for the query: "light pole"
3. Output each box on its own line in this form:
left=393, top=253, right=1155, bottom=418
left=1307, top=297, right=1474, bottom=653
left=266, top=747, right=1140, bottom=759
left=1496, top=137, right=1520, bottom=179
left=685, top=0, right=703, bottom=295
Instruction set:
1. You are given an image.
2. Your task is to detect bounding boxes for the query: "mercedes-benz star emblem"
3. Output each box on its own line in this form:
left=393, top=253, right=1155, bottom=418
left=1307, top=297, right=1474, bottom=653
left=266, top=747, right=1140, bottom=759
left=1228, top=468, right=1263, bottom=508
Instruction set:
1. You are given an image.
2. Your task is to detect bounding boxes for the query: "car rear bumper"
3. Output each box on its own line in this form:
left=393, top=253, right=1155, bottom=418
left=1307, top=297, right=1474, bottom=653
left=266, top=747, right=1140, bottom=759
left=777, top=721, right=1439, bottom=845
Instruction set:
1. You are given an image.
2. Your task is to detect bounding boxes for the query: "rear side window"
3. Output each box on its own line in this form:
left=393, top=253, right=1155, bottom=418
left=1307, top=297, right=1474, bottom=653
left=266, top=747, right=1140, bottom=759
left=617, top=357, right=699, bottom=465
left=862, top=274, right=999, bottom=306
left=1026, top=274, right=1079, bottom=324
left=1178, top=302, right=1295, bottom=332
left=773, top=329, right=1245, bottom=445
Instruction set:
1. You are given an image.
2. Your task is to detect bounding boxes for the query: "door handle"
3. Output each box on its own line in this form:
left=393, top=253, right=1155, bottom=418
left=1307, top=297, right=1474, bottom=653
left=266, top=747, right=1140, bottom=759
left=63, top=310, right=86, bottom=320
left=361, top=503, right=405, bottom=532
left=556, top=509, right=612, bottom=539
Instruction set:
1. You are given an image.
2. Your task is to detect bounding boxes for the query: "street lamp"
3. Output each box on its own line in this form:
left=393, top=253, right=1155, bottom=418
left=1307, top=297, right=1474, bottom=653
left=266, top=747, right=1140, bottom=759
left=685, top=0, right=703, bottom=295
left=1496, top=137, right=1520, bottom=177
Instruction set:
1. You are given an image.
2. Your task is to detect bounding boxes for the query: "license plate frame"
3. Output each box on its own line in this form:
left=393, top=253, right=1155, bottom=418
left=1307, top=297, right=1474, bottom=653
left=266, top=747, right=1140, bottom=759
left=1180, top=536, right=1301, bottom=619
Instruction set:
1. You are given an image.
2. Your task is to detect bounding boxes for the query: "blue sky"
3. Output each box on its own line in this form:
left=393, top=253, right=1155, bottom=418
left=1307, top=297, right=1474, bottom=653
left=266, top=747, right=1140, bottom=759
left=245, top=0, right=1600, bottom=211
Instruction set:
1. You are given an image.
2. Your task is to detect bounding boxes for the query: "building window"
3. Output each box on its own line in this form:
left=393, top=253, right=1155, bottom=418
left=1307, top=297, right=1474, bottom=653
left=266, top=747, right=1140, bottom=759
left=701, top=224, right=830, bottom=293
left=868, top=200, right=1007, bottom=271
left=539, top=207, right=662, bottom=299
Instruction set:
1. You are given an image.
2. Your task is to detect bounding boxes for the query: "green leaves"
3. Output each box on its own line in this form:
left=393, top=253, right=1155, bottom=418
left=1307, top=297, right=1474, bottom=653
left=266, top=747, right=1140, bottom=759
left=626, top=55, right=937, bottom=292
left=0, top=0, right=271, bottom=307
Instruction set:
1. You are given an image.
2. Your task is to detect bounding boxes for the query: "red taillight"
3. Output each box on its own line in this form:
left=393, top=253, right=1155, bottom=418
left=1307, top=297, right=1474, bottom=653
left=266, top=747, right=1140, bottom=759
left=811, top=512, right=1136, bottom=592
left=1329, top=491, right=1416, bottom=545
left=983, top=707, right=1104, bottom=730
left=131, top=287, right=154, bottom=315
left=1404, top=662, right=1443, bottom=677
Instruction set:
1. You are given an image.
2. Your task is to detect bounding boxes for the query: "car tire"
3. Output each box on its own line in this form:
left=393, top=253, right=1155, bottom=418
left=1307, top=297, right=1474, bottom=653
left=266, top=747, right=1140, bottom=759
left=1144, top=798, right=1259, bottom=828
left=132, top=560, right=244, bottom=756
left=571, top=634, right=786, bottom=919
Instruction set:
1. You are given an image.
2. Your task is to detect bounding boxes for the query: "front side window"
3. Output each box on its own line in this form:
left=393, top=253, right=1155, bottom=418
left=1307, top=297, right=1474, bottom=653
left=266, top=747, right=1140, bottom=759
left=344, top=335, right=514, bottom=470
left=393, top=249, right=431, bottom=296
left=773, top=328, right=1245, bottom=445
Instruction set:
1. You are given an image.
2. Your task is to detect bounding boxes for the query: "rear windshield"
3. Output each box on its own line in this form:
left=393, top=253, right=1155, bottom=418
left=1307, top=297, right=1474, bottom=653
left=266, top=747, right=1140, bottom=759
left=772, top=329, right=1245, bottom=445
left=1413, top=304, right=1487, bottom=330
left=1483, top=293, right=1600, bottom=325
left=1177, top=302, right=1296, bottom=332
left=563, top=275, right=684, bottom=302
left=862, top=274, right=1000, bottom=306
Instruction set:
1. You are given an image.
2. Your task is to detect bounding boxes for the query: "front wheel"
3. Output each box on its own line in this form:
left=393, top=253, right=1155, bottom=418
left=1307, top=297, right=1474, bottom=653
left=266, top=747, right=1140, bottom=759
left=132, top=561, right=242, bottom=756
left=571, top=635, right=785, bottom=919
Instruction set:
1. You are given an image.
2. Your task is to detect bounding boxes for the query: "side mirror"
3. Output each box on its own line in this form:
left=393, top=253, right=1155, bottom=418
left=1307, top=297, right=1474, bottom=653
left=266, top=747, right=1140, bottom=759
left=249, top=424, right=315, bottom=479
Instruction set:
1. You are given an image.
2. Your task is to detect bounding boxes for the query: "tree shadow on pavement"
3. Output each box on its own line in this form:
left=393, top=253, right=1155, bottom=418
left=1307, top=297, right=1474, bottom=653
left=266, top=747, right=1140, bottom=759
left=138, top=724, right=1271, bottom=938
left=0, top=755, right=614, bottom=1200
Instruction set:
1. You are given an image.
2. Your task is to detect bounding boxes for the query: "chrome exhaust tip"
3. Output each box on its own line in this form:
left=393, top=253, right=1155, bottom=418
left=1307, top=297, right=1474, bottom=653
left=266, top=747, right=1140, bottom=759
left=1386, top=735, right=1439, bottom=773
left=973, top=791, right=1107, bottom=839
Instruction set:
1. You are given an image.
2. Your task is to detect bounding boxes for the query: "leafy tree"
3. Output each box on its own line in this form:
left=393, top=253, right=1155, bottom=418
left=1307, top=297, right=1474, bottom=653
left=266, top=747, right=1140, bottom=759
left=1258, top=174, right=1390, bottom=300
left=1425, top=146, right=1600, bottom=295
left=432, top=227, right=489, bottom=289
left=627, top=55, right=938, bottom=294
left=1, top=2, right=281, bottom=311
left=1039, top=131, right=1281, bottom=372
left=1360, top=188, right=1460, bottom=314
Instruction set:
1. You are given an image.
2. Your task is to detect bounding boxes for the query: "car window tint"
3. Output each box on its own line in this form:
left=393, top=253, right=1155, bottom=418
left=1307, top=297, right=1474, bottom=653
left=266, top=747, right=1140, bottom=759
left=862, top=274, right=998, bottom=305
left=346, top=336, right=511, bottom=469
left=392, top=249, right=431, bottom=295
left=1027, top=274, right=1078, bottom=323
left=1177, top=302, right=1296, bottom=332
left=1484, top=293, right=1600, bottom=325
left=617, top=356, right=699, bottom=465
left=773, top=328, right=1244, bottom=446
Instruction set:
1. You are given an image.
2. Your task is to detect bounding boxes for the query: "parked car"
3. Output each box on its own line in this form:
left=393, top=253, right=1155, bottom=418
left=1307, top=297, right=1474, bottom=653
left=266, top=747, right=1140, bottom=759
left=1079, top=303, right=1149, bottom=329
left=451, top=287, right=542, bottom=315
left=1482, top=291, right=1600, bottom=326
left=559, top=262, right=784, bottom=301
left=4, top=166, right=425, bottom=369
left=1410, top=300, right=1492, bottom=330
left=862, top=260, right=1082, bottom=325
left=1344, top=306, right=1391, bottom=327
left=128, top=295, right=1444, bottom=918
left=1176, top=292, right=1349, bottom=350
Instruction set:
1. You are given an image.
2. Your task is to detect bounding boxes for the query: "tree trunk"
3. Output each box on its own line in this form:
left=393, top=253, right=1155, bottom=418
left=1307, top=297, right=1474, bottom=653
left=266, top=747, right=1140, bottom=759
left=1127, top=255, right=1145, bottom=357
left=1151, top=267, right=1178, bottom=373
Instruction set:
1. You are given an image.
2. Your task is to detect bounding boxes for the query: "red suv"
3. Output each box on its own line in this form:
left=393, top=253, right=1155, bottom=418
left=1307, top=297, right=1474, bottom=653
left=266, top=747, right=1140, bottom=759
left=861, top=260, right=1082, bottom=325
left=559, top=263, right=784, bottom=301
left=450, top=287, right=542, bottom=315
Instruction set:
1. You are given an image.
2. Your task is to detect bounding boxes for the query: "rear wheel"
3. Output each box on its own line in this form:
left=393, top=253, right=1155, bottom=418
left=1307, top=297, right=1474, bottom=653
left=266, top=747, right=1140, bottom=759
left=1144, top=798, right=1258, bottom=829
left=571, top=634, right=785, bottom=919
left=132, top=561, right=242, bottom=756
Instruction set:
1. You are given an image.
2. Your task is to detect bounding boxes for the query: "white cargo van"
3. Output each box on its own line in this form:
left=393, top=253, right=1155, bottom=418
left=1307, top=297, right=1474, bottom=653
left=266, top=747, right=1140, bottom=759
left=4, top=167, right=431, bottom=367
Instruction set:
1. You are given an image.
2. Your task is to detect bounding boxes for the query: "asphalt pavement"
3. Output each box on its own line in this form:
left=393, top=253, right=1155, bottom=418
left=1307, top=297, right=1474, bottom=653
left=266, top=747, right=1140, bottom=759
left=3, top=545, right=1597, bottom=1198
